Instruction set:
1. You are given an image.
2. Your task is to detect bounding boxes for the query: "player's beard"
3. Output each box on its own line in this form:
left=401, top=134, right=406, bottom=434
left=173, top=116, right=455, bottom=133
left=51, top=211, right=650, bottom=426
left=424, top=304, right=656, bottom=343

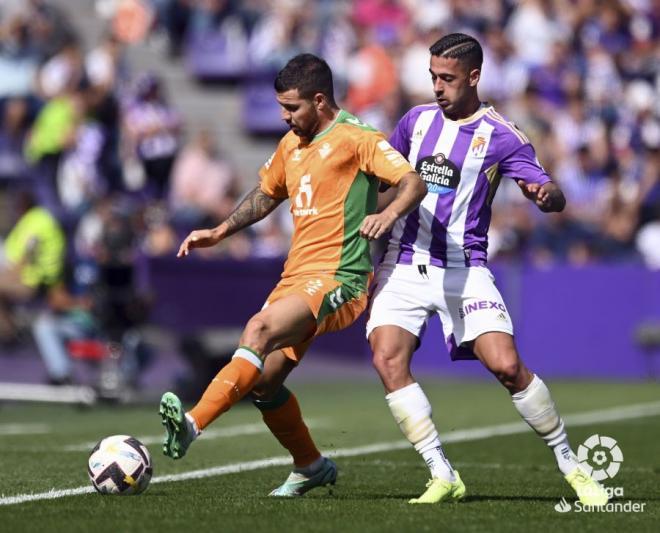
left=291, top=117, right=318, bottom=143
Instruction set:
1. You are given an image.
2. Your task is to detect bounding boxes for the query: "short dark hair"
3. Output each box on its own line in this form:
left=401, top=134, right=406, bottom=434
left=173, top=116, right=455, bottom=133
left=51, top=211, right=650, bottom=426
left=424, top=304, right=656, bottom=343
left=429, top=33, right=483, bottom=71
left=274, top=53, right=336, bottom=103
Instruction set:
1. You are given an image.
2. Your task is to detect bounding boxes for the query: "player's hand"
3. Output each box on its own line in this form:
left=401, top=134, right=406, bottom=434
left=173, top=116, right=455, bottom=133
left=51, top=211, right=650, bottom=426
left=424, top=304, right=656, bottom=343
left=177, top=228, right=222, bottom=257
left=359, top=211, right=397, bottom=241
left=517, top=180, right=551, bottom=209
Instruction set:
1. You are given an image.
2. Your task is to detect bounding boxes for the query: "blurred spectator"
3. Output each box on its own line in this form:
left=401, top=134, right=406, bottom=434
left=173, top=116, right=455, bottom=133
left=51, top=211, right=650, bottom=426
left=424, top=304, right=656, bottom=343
left=398, top=26, right=442, bottom=105
left=0, top=0, right=657, bottom=272
left=169, top=128, right=240, bottom=229
left=248, top=0, right=319, bottom=69
left=506, top=0, right=567, bottom=68
left=345, top=27, right=398, bottom=114
left=122, top=73, right=182, bottom=198
left=476, top=25, right=528, bottom=105
left=0, top=97, right=31, bottom=179
left=0, top=15, right=40, bottom=98
left=24, top=81, right=82, bottom=164
left=35, top=38, right=83, bottom=100
left=86, top=33, right=126, bottom=92
left=352, top=0, right=410, bottom=45
left=529, top=210, right=597, bottom=267
left=141, top=201, right=177, bottom=256
left=0, top=191, right=65, bottom=345
left=27, top=0, right=77, bottom=59
left=111, top=0, right=153, bottom=45
left=250, top=203, right=291, bottom=258
left=85, top=34, right=125, bottom=193
left=56, top=107, right=106, bottom=215
left=32, top=265, right=99, bottom=384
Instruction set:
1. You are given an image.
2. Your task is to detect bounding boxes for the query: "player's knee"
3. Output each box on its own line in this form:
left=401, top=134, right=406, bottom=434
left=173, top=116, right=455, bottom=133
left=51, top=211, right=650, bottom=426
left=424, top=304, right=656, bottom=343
left=491, top=358, right=521, bottom=385
left=372, top=344, right=407, bottom=379
left=250, top=382, right=277, bottom=402
left=242, top=315, right=272, bottom=350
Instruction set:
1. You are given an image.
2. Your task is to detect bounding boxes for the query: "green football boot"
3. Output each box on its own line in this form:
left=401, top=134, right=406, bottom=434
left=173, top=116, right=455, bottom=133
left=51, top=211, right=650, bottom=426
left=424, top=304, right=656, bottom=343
left=269, top=457, right=338, bottom=497
left=160, top=392, right=195, bottom=459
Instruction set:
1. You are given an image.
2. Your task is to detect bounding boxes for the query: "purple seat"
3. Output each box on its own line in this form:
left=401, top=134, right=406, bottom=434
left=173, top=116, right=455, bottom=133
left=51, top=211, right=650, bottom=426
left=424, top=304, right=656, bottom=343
left=184, top=29, right=247, bottom=81
left=241, top=73, right=288, bottom=136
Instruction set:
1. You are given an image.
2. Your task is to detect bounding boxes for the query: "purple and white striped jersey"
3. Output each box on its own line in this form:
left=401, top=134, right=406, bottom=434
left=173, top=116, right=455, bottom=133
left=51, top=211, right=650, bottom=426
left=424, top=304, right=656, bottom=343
left=383, top=103, right=551, bottom=268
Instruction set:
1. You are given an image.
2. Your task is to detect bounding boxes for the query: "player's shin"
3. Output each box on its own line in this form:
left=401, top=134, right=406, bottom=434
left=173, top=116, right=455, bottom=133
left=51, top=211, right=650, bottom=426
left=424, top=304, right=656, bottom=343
left=253, top=386, right=322, bottom=470
left=188, top=347, right=263, bottom=430
left=386, top=382, right=456, bottom=481
left=511, top=374, right=577, bottom=475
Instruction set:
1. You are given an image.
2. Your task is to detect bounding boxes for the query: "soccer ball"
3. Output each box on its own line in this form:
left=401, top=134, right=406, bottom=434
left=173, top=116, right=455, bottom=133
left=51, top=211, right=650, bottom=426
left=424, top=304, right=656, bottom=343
left=88, top=435, right=153, bottom=495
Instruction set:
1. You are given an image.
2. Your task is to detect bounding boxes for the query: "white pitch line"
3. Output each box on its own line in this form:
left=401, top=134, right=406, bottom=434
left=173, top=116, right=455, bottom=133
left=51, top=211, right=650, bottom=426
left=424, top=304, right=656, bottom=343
left=63, top=420, right=323, bottom=452
left=2, top=400, right=659, bottom=506
left=0, top=424, right=51, bottom=436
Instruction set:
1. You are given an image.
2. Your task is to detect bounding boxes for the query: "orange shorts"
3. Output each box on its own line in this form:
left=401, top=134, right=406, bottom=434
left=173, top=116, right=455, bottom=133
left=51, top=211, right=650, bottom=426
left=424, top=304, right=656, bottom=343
left=264, top=272, right=371, bottom=363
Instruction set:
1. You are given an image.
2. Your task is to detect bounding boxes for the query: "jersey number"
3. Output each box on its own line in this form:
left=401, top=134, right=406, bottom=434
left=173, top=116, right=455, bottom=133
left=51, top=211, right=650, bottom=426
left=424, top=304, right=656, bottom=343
left=294, top=174, right=313, bottom=208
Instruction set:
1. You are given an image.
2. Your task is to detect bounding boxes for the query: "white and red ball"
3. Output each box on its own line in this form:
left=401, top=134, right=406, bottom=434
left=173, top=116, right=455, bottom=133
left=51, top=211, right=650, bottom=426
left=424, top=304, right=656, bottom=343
left=88, top=435, right=152, bottom=495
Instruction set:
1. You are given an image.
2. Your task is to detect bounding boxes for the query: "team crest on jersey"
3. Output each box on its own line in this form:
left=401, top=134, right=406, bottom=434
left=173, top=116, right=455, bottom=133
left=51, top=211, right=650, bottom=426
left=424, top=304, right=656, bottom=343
left=415, top=153, right=460, bottom=194
left=318, top=142, right=332, bottom=159
left=470, top=135, right=487, bottom=158
left=292, top=149, right=302, bottom=161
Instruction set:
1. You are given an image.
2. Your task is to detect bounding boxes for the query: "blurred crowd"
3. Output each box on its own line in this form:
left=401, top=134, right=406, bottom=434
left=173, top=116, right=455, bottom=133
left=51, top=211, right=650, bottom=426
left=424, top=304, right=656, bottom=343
left=151, top=0, right=659, bottom=268
left=0, top=0, right=657, bottom=385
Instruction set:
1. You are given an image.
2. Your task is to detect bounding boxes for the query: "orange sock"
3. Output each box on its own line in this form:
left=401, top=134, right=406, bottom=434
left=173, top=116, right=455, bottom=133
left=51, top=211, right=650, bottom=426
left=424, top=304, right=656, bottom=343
left=254, top=387, right=321, bottom=468
left=189, top=350, right=262, bottom=430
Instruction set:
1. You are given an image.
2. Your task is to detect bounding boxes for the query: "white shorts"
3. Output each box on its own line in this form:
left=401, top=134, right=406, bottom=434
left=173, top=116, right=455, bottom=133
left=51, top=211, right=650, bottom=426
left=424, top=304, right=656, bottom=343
left=366, top=264, right=514, bottom=360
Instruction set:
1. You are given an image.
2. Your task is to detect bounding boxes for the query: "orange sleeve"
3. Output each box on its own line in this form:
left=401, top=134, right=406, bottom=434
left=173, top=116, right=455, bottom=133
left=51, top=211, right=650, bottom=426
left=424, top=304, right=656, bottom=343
left=355, top=130, right=415, bottom=187
left=258, top=141, right=289, bottom=199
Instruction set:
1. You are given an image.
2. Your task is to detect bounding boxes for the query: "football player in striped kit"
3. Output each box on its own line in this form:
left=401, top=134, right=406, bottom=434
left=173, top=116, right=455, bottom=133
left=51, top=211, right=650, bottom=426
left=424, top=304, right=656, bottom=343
left=366, top=33, right=608, bottom=506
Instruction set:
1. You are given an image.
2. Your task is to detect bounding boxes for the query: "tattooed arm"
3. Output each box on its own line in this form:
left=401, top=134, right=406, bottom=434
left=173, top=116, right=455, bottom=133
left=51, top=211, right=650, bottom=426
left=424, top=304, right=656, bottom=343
left=177, top=186, right=284, bottom=257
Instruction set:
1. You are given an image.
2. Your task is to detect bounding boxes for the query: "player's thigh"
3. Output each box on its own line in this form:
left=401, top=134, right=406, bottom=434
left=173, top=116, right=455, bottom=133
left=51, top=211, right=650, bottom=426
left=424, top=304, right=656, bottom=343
left=259, top=274, right=368, bottom=363
left=366, top=264, right=432, bottom=342
left=243, top=293, right=317, bottom=351
left=438, top=266, right=514, bottom=356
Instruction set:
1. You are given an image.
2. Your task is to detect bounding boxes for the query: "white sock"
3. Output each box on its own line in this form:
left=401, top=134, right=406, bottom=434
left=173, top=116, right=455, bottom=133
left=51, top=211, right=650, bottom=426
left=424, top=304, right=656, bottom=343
left=511, top=375, right=578, bottom=475
left=294, top=456, right=325, bottom=476
left=185, top=412, right=201, bottom=439
left=386, top=382, right=455, bottom=482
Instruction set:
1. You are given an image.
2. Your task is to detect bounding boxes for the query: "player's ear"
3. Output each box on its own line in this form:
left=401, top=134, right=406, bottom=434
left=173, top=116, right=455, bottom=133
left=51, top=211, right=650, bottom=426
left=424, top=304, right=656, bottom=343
left=313, top=93, right=325, bottom=111
left=469, top=68, right=481, bottom=87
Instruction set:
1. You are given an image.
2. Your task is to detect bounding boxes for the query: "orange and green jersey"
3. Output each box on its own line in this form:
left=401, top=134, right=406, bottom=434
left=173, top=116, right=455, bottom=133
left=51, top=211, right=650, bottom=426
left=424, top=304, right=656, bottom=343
left=259, top=109, right=414, bottom=282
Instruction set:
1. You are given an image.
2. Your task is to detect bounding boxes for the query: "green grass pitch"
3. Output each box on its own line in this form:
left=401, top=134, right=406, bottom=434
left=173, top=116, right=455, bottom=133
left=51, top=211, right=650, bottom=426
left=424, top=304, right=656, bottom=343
left=1, top=379, right=658, bottom=532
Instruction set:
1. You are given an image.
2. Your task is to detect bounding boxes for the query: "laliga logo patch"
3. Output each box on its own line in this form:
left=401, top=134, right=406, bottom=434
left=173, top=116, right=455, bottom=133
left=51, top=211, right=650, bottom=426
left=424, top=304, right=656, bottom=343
left=415, top=153, right=460, bottom=195
left=577, top=434, right=623, bottom=481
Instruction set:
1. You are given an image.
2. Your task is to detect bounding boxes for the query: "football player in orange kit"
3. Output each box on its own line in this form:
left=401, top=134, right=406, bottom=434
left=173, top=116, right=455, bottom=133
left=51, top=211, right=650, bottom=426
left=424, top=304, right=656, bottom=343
left=160, top=53, right=427, bottom=496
